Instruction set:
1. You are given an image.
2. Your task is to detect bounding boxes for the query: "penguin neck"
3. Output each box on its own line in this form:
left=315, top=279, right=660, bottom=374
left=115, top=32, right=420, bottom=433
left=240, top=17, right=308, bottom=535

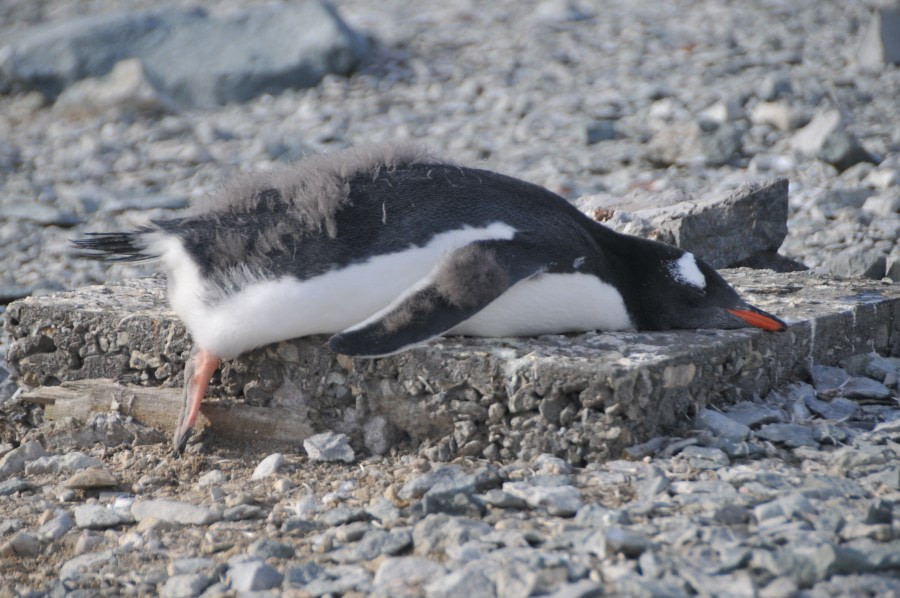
left=585, top=220, right=680, bottom=330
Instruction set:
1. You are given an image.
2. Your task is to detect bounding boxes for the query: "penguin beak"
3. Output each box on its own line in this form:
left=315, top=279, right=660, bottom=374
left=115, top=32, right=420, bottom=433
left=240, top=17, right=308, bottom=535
left=726, top=306, right=787, bottom=332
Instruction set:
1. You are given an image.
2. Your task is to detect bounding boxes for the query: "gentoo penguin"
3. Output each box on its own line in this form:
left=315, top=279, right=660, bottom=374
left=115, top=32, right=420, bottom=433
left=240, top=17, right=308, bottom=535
left=74, top=141, right=786, bottom=453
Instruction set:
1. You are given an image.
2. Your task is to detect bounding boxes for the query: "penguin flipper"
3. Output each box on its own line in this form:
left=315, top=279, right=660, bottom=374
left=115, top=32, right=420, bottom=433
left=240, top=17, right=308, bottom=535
left=328, top=238, right=548, bottom=357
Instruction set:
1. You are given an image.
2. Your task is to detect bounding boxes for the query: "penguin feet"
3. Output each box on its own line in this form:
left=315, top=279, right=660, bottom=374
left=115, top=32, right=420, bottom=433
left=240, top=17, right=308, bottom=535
left=173, top=347, right=221, bottom=455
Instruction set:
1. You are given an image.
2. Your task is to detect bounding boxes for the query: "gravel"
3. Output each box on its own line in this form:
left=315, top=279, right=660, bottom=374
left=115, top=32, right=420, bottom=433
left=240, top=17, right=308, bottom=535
left=0, top=0, right=898, bottom=594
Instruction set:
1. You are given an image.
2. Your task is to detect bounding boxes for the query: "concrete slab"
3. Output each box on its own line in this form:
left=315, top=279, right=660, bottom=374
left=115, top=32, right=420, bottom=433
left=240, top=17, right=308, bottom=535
left=5, top=271, right=899, bottom=464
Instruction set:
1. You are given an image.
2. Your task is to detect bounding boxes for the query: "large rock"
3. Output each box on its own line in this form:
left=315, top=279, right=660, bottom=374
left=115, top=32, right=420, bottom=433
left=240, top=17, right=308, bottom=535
left=575, top=179, right=790, bottom=269
left=0, top=1, right=368, bottom=108
left=6, top=271, right=899, bottom=465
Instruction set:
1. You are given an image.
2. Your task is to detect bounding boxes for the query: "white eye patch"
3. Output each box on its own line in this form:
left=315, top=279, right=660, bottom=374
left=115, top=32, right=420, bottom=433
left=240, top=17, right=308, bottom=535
left=669, top=252, right=706, bottom=290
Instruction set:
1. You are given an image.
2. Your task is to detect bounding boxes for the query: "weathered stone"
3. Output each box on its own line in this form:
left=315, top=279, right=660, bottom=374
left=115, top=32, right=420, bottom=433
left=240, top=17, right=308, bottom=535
left=251, top=453, right=284, bottom=480
left=227, top=559, right=283, bottom=592
left=0, top=441, right=46, bottom=479
left=696, top=409, right=751, bottom=440
left=604, top=527, right=651, bottom=558
left=842, top=377, right=892, bottom=401
left=585, top=119, right=618, bottom=144
left=755, top=423, right=818, bottom=448
left=576, top=179, right=788, bottom=268
left=823, top=246, right=887, bottom=279
left=426, top=563, right=498, bottom=598
left=334, top=528, right=412, bottom=562
left=248, top=538, right=295, bottom=560
left=36, top=513, right=74, bottom=542
left=502, top=481, right=583, bottom=516
left=364, top=416, right=402, bottom=455
left=754, top=493, right=817, bottom=522
left=724, top=401, right=785, bottom=427
left=304, top=432, right=355, bottom=463
left=168, top=557, right=216, bottom=577
left=160, top=573, right=212, bottom=598
left=846, top=352, right=899, bottom=382
left=412, top=514, right=491, bottom=556
left=803, top=396, right=858, bottom=420
left=64, top=468, right=118, bottom=489
left=131, top=499, right=222, bottom=526
left=400, top=465, right=467, bottom=500
left=791, top=109, right=843, bottom=157
left=25, top=452, right=101, bottom=475
left=750, top=101, right=797, bottom=131
left=373, top=557, right=446, bottom=595
left=679, top=445, right=730, bottom=469
left=6, top=270, right=900, bottom=465
left=817, top=131, right=877, bottom=172
left=0, top=478, right=29, bottom=496
left=197, top=470, right=225, bottom=488
left=809, top=365, right=849, bottom=394
left=73, top=504, right=122, bottom=529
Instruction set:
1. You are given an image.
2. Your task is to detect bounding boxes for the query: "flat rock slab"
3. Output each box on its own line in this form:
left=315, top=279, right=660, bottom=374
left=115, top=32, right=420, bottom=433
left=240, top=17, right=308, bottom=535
left=6, top=272, right=899, bottom=464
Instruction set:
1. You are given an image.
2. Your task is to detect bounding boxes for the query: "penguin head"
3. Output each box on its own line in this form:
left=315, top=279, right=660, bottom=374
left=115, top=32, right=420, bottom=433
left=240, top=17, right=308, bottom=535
left=644, top=250, right=786, bottom=332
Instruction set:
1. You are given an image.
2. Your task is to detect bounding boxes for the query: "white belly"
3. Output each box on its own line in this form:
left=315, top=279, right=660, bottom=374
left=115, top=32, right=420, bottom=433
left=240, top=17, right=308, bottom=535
left=450, top=272, right=633, bottom=336
left=156, top=223, right=517, bottom=358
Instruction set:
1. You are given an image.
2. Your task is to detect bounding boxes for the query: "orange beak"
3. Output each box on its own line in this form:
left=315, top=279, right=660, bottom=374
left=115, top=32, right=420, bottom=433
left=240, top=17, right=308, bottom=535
left=726, top=308, right=787, bottom=332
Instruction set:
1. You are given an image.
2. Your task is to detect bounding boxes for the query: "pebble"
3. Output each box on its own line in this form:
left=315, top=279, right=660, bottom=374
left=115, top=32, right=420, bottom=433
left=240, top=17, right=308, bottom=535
left=73, top=504, right=122, bottom=529
left=804, top=395, right=858, bottom=420
left=678, top=445, right=730, bottom=469
left=502, top=481, right=583, bottom=516
left=304, top=431, right=355, bottom=463
left=843, top=377, right=892, bottom=401
left=131, top=499, right=222, bottom=526
left=372, top=556, right=446, bottom=593
left=227, top=559, right=283, bottom=592
left=160, top=573, right=212, bottom=598
left=247, top=538, right=294, bottom=560
left=809, top=364, right=850, bottom=393
left=603, top=526, right=652, bottom=558
left=251, top=452, right=284, bottom=480
left=25, top=452, right=102, bottom=475
left=0, top=441, right=47, bottom=478
left=36, top=512, right=74, bottom=542
left=755, top=422, right=819, bottom=447
left=168, top=557, right=216, bottom=576
left=3, top=531, right=42, bottom=557
left=724, top=401, right=785, bottom=427
left=64, top=467, right=118, bottom=489
left=196, top=469, right=225, bottom=487
left=695, top=408, right=751, bottom=440
left=0, top=478, right=29, bottom=496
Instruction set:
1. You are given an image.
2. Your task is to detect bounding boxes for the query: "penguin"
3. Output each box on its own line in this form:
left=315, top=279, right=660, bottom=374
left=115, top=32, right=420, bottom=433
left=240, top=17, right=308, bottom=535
left=73, top=141, right=787, bottom=453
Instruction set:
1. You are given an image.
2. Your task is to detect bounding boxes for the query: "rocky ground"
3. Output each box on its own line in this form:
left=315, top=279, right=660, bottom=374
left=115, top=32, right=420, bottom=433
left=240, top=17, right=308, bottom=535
left=0, top=0, right=899, bottom=596
left=0, top=356, right=898, bottom=596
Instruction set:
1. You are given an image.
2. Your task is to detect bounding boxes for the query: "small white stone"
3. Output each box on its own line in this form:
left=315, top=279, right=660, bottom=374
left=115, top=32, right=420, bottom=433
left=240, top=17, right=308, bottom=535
left=304, top=432, right=355, bottom=463
left=273, top=478, right=293, bottom=493
left=251, top=453, right=284, bottom=480
left=197, top=469, right=226, bottom=487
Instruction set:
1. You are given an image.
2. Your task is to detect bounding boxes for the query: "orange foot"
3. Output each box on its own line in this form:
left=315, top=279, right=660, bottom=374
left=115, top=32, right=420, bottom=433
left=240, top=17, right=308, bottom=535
left=173, top=348, right=220, bottom=455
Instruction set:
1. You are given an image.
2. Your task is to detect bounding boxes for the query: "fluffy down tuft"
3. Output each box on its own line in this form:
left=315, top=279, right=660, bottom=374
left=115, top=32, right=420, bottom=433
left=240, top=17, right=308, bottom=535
left=190, top=140, right=440, bottom=236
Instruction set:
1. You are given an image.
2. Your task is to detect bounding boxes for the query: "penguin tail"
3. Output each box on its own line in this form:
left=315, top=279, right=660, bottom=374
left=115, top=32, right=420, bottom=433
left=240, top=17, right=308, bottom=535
left=70, top=228, right=157, bottom=262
